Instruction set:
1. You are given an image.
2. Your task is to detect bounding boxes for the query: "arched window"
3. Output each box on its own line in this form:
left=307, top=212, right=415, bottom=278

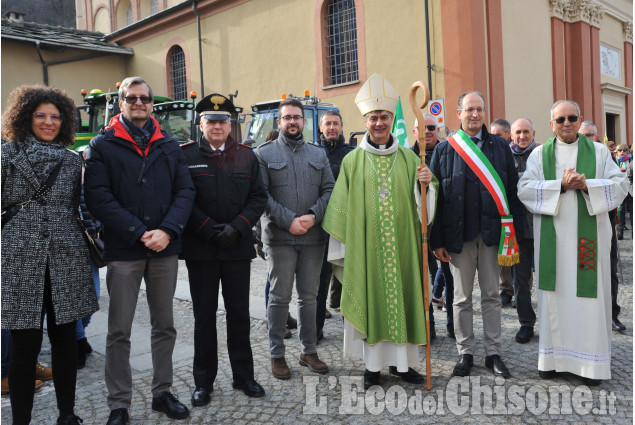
left=326, top=0, right=358, bottom=85
left=126, top=5, right=133, bottom=26
left=150, top=0, right=159, bottom=15
left=168, top=46, right=187, bottom=100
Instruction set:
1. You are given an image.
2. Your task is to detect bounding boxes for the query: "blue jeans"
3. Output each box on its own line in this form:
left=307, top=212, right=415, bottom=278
left=433, top=262, right=454, bottom=332
left=76, top=256, right=101, bottom=340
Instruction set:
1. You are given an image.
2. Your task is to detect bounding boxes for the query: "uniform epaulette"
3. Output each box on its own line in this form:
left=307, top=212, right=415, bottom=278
left=237, top=142, right=254, bottom=150
left=181, top=140, right=197, bottom=148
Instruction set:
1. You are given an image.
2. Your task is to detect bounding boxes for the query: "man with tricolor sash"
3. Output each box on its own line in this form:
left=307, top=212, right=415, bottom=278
left=429, top=91, right=524, bottom=378
left=518, top=100, right=628, bottom=386
left=322, top=73, right=438, bottom=389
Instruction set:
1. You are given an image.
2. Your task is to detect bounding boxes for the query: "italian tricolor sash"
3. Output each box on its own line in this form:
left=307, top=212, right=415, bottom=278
left=447, top=129, right=520, bottom=266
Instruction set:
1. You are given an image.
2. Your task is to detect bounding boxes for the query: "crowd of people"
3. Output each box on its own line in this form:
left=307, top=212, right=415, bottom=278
left=1, top=74, right=631, bottom=424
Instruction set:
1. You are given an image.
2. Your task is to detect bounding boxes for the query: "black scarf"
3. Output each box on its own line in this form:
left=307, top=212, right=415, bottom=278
left=120, top=115, right=155, bottom=152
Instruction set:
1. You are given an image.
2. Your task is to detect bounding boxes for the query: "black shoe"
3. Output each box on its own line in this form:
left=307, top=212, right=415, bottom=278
left=77, top=337, right=92, bottom=355
left=232, top=379, right=265, bottom=398
left=152, top=391, right=189, bottom=419
left=76, top=342, right=87, bottom=370
left=325, top=309, right=332, bottom=319
left=539, top=370, right=557, bottom=379
left=485, top=355, right=511, bottom=377
left=363, top=369, right=380, bottom=389
left=287, top=313, right=298, bottom=329
left=57, top=413, right=83, bottom=425
left=612, top=318, right=626, bottom=332
left=500, top=292, right=512, bottom=307
left=388, top=366, right=425, bottom=384
left=583, top=377, right=602, bottom=386
left=452, top=354, right=473, bottom=376
left=106, top=408, right=129, bottom=425
left=617, top=229, right=624, bottom=240
left=284, top=326, right=292, bottom=339
left=515, top=326, right=534, bottom=343
left=191, top=385, right=213, bottom=407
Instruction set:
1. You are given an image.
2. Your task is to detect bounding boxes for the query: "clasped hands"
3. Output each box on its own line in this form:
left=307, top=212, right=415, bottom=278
left=289, top=214, right=316, bottom=235
left=140, top=229, right=170, bottom=252
left=561, top=167, right=587, bottom=191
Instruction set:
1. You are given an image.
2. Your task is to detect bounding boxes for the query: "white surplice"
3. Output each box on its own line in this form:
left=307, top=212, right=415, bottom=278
left=518, top=139, right=628, bottom=379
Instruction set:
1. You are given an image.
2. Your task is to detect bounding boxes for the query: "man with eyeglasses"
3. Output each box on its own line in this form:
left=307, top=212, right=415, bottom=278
left=411, top=114, right=453, bottom=340
left=255, top=98, right=334, bottom=380
left=85, top=76, right=195, bottom=424
left=323, top=73, right=437, bottom=389
left=518, top=100, right=628, bottom=386
left=180, top=93, right=267, bottom=404
left=429, top=91, right=524, bottom=378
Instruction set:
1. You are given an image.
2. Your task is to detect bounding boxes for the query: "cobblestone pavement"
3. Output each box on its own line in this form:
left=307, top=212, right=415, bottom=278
left=2, top=230, right=632, bottom=424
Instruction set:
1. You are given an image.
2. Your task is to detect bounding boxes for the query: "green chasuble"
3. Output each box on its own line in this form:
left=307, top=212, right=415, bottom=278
left=322, top=143, right=438, bottom=346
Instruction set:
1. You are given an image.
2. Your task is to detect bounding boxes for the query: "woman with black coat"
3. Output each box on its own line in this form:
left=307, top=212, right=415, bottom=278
left=1, top=85, right=99, bottom=425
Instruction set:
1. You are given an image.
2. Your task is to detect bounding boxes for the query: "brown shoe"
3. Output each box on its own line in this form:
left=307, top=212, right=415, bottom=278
left=1, top=378, right=43, bottom=394
left=35, top=363, right=53, bottom=381
left=299, top=353, right=329, bottom=374
left=271, top=357, right=291, bottom=380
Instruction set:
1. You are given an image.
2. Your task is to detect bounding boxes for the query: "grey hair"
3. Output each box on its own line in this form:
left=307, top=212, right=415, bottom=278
left=363, top=111, right=394, bottom=121
left=511, top=117, right=535, bottom=131
left=457, top=91, right=486, bottom=109
left=490, top=119, right=511, bottom=132
left=320, top=110, right=343, bottom=126
left=550, top=100, right=580, bottom=120
left=580, top=120, right=597, bottom=134
left=119, top=76, right=153, bottom=99
left=414, top=113, right=437, bottom=128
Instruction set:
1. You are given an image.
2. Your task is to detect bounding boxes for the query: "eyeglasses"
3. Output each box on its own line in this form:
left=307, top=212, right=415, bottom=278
left=554, top=115, right=578, bottom=124
left=617, top=148, right=628, bottom=152
left=459, top=107, right=485, bottom=114
left=425, top=125, right=437, bottom=131
left=32, top=112, right=63, bottom=124
left=123, top=96, right=153, bottom=104
left=280, top=115, right=303, bottom=122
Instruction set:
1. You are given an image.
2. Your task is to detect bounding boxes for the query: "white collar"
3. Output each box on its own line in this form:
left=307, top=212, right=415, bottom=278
left=360, top=133, right=399, bottom=156
left=210, top=143, right=225, bottom=151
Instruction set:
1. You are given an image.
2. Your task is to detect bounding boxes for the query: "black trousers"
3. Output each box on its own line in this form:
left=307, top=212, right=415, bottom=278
left=185, top=259, right=254, bottom=388
left=9, top=268, right=78, bottom=425
left=609, top=211, right=621, bottom=320
left=512, top=238, right=536, bottom=328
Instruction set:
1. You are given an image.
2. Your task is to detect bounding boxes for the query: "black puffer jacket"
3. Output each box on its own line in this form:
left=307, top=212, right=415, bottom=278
left=319, top=134, right=355, bottom=180
left=84, top=114, right=195, bottom=261
left=429, top=125, right=524, bottom=253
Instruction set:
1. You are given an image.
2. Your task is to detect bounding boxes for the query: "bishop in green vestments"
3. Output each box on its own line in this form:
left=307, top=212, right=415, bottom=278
left=322, top=73, right=438, bottom=388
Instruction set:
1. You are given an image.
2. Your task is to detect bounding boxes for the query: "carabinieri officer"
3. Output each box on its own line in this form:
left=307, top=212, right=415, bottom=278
left=180, top=93, right=267, bottom=405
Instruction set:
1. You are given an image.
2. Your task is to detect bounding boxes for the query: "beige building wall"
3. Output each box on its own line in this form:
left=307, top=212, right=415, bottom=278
left=1, top=40, right=128, bottom=113
left=500, top=0, right=555, bottom=143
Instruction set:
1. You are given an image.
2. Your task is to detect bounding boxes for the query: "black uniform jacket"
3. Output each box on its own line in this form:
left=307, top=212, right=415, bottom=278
left=180, top=136, right=267, bottom=261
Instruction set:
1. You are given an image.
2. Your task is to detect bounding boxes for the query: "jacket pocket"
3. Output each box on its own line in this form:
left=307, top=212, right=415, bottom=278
left=308, top=161, right=325, bottom=186
left=268, top=162, right=288, bottom=187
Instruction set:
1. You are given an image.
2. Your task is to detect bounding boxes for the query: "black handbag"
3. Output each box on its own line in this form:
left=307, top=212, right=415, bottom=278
left=77, top=207, right=106, bottom=268
left=1, top=161, right=63, bottom=229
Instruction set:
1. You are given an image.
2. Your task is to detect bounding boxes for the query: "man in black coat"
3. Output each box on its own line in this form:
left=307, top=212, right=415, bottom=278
left=180, top=93, right=267, bottom=405
left=316, top=111, right=354, bottom=340
left=429, top=91, right=524, bottom=379
left=85, top=76, right=195, bottom=425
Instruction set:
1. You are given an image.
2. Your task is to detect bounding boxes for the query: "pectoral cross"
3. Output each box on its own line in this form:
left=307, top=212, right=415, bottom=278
left=378, top=184, right=389, bottom=203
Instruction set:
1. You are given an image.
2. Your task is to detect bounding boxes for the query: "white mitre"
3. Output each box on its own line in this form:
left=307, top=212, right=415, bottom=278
left=354, top=73, right=399, bottom=116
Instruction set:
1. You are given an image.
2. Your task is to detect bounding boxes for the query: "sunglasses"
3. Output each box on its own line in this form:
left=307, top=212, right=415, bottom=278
left=554, top=115, right=578, bottom=124
left=617, top=149, right=628, bottom=152
left=425, top=125, right=437, bottom=131
left=123, top=96, right=153, bottom=104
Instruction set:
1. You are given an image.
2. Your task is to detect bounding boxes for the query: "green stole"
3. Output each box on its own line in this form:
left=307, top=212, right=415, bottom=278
left=539, top=135, right=597, bottom=298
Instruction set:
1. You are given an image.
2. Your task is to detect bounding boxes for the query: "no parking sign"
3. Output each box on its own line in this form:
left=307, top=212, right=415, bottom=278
left=428, top=99, right=445, bottom=127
